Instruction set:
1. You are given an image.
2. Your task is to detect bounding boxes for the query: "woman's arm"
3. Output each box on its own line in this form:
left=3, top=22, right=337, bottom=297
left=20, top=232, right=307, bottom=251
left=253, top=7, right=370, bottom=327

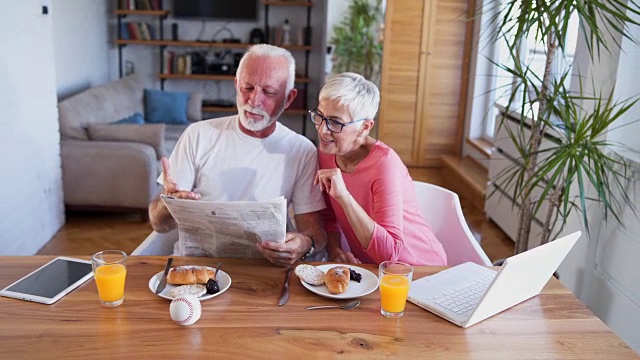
left=316, top=153, right=406, bottom=263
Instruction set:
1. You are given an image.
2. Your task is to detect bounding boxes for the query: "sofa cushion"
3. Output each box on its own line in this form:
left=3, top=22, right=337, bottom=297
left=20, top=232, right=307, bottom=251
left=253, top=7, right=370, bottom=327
left=115, top=112, right=145, bottom=124
left=87, top=123, right=167, bottom=159
left=144, top=89, right=190, bottom=125
left=58, top=74, right=146, bottom=140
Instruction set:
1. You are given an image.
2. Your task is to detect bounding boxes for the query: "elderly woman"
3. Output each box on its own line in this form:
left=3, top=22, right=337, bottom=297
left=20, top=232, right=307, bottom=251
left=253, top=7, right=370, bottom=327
left=312, top=73, right=447, bottom=266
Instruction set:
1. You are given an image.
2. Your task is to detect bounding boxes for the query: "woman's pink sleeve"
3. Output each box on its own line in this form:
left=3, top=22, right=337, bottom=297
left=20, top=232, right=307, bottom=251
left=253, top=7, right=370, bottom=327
left=362, top=157, right=406, bottom=262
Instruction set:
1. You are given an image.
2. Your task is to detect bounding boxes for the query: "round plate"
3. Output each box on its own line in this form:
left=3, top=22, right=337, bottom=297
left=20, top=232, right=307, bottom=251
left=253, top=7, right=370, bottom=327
left=300, top=264, right=378, bottom=299
left=148, top=267, right=231, bottom=301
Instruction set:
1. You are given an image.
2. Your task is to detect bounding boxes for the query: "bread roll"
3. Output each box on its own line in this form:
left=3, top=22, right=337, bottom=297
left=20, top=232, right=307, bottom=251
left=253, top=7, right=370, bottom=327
left=167, top=266, right=215, bottom=285
left=295, top=264, right=325, bottom=286
left=325, top=266, right=350, bottom=294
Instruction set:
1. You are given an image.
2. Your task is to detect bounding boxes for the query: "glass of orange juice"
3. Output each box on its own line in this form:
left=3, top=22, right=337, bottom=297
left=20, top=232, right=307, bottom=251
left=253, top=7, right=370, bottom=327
left=91, top=250, right=127, bottom=307
left=379, top=261, right=413, bottom=318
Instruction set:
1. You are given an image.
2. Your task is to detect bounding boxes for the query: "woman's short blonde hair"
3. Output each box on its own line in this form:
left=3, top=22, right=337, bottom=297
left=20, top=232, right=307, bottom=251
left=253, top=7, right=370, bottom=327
left=319, top=72, right=380, bottom=122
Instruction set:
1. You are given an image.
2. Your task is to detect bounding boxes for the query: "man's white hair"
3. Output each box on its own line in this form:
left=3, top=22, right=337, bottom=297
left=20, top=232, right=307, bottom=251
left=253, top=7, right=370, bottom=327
left=319, top=72, right=380, bottom=122
left=237, top=44, right=296, bottom=94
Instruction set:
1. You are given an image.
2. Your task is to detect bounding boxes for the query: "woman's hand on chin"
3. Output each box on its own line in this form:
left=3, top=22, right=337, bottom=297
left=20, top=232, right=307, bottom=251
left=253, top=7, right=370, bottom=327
left=314, top=168, right=351, bottom=203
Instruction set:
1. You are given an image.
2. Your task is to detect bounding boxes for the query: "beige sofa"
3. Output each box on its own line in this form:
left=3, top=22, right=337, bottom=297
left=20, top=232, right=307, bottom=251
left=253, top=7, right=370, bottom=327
left=57, top=74, right=202, bottom=218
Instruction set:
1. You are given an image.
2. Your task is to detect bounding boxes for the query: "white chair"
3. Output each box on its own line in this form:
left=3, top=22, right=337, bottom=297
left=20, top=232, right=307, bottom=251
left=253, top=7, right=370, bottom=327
left=131, top=229, right=178, bottom=256
left=413, top=181, right=491, bottom=266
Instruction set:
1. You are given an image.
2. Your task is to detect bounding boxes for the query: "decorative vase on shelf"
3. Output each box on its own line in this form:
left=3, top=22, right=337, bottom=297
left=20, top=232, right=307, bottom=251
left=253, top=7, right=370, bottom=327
left=282, top=19, right=291, bottom=46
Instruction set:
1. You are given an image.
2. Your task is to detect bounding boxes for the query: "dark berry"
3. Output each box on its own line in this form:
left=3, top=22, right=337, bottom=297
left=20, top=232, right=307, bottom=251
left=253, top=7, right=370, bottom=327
left=349, top=269, right=362, bottom=283
left=206, top=278, right=220, bottom=294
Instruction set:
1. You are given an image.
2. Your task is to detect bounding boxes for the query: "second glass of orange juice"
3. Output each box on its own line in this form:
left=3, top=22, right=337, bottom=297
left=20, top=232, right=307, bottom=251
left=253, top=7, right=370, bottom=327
left=379, top=261, right=413, bottom=318
left=91, top=250, right=127, bottom=307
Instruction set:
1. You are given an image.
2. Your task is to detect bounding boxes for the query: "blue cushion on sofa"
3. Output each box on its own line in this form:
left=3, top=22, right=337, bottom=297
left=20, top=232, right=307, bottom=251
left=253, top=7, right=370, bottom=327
left=144, top=89, right=190, bottom=124
left=114, top=112, right=145, bottom=124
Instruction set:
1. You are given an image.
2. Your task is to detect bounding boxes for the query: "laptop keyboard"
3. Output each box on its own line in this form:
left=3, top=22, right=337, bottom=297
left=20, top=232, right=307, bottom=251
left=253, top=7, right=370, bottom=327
left=430, top=272, right=496, bottom=315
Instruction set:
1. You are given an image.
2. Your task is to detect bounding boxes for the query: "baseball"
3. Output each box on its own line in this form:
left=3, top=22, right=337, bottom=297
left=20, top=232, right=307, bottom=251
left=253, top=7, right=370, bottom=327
left=170, top=294, right=202, bottom=326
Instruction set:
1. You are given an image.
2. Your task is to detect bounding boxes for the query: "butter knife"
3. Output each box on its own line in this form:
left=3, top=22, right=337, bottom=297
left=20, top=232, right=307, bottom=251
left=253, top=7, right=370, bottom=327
left=278, top=268, right=293, bottom=306
left=154, top=257, right=173, bottom=294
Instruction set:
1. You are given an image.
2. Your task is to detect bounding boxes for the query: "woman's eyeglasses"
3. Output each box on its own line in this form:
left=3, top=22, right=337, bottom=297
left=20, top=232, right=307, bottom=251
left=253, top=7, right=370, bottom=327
left=308, top=109, right=365, bottom=134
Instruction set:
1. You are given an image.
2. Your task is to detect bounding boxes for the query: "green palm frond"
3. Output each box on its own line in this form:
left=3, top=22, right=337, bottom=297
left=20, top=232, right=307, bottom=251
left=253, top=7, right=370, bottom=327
left=494, top=0, right=640, bottom=57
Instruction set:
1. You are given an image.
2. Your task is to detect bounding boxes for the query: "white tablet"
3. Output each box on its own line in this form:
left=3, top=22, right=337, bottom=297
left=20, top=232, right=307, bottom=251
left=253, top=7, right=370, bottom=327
left=0, top=257, right=94, bottom=305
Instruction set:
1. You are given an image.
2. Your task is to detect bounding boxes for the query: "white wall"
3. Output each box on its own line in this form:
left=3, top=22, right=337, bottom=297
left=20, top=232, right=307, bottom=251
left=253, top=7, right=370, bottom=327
left=0, top=1, right=64, bottom=255
left=556, top=8, right=640, bottom=353
left=52, top=0, right=111, bottom=100
left=608, top=13, right=640, bottom=159
left=326, top=0, right=350, bottom=42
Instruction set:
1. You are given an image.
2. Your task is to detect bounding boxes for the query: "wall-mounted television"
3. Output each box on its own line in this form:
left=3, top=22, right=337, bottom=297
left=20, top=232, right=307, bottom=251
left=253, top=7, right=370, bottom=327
left=173, top=0, right=258, bottom=21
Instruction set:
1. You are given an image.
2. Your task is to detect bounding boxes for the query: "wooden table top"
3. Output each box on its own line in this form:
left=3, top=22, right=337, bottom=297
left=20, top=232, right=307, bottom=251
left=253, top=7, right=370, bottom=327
left=0, top=256, right=636, bottom=359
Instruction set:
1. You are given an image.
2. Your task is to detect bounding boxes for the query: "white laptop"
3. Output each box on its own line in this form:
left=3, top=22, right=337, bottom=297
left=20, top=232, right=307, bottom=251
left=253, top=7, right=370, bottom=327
left=408, top=231, right=581, bottom=328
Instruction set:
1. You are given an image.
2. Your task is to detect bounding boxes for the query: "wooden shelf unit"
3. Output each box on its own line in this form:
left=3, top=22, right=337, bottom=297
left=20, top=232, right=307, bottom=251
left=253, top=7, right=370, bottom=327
left=115, top=1, right=316, bottom=136
left=115, top=8, right=167, bottom=78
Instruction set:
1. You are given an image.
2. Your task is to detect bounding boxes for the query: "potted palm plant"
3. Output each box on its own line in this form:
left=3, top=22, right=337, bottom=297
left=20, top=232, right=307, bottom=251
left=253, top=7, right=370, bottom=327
left=484, top=0, right=640, bottom=254
left=329, top=0, right=384, bottom=85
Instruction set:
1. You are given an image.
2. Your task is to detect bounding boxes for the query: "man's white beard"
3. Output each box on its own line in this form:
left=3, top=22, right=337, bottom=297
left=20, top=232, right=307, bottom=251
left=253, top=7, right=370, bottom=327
left=238, top=104, right=281, bottom=131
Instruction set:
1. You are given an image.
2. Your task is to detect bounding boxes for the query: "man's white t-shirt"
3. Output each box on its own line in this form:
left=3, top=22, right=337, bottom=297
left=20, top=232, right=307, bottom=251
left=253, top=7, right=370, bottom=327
left=160, top=115, right=325, bottom=215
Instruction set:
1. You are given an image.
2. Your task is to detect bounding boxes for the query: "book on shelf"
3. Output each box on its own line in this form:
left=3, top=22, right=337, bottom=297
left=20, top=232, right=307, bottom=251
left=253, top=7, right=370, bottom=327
left=185, top=55, right=192, bottom=75
left=126, top=22, right=139, bottom=40
left=119, top=22, right=130, bottom=40
left=119, top=0, right=133, bottom=10
left=163, top=52, right=198, bottom=75
left=135, top=0, right=151, bottom=10
left=163, top=49, right=175, bottom=74
left=146, top=23, right=156, bottom=40
left=121, top=22, right=154, bottom=41
left=137, top=23, right=149, bottom=40
left=177, top=55, right=186, bottom=74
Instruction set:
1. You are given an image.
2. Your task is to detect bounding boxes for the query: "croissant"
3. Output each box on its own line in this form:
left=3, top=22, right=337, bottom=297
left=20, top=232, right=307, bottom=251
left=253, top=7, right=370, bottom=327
left=167, top=266, right=215, bottom=285
left=325, top=266, right=350, bottom=294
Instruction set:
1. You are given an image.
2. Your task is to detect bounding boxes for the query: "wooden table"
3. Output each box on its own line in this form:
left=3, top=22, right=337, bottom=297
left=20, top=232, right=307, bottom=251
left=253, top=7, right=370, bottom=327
left=0, top=256, right=636, bottom=359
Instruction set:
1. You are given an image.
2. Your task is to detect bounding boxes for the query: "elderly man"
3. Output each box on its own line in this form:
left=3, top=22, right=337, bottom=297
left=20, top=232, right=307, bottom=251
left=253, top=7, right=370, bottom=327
left=149, top=44, right=325, bottom=267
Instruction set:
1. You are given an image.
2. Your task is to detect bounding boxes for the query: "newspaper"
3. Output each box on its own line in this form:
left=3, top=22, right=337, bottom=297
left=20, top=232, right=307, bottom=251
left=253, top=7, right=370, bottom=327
left=161, top=195, right=287, bottom=258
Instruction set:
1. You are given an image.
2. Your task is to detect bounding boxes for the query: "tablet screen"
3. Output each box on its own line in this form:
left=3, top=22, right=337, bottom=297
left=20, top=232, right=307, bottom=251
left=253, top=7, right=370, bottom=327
left=4, top=258, right=93, bottom=300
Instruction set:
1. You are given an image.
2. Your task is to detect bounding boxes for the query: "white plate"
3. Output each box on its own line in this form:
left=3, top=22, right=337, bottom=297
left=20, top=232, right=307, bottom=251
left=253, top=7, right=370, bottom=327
left=148, top=267, right=231, bottom=301
left=300, top=264, right=378, bottom=299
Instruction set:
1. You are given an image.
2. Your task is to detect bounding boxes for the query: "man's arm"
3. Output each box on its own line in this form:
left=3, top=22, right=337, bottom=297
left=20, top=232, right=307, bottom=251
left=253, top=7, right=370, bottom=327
left=149, top=157, right=200, bottom=233
left=292, top=210, right=327, bottom=256
left=148, top=197, right=177, bottom=233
